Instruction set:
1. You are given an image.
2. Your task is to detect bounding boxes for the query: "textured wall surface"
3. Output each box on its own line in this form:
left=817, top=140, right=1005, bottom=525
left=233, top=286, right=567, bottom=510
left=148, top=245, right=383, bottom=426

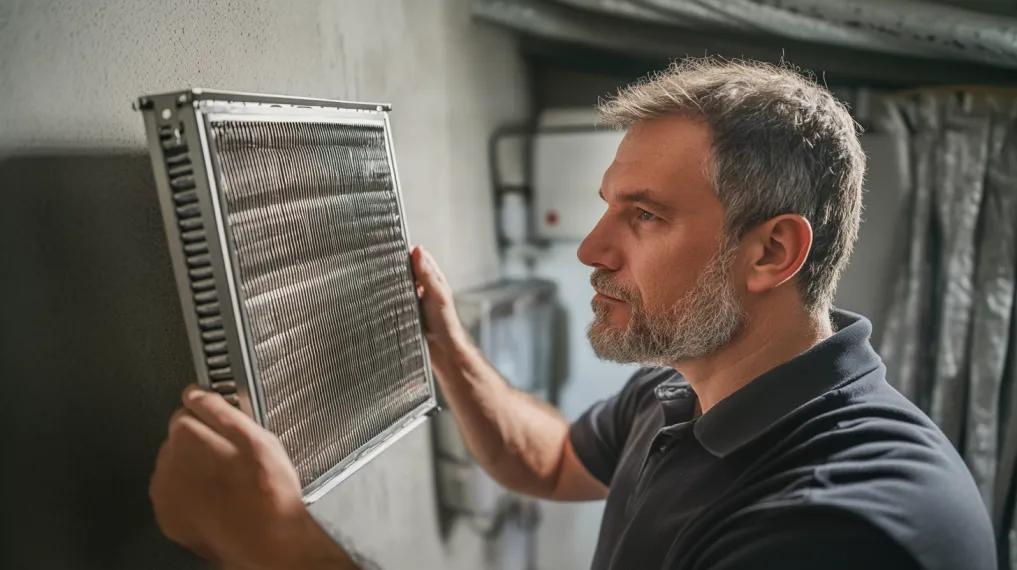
left=0, top=1, right=528, bottom=568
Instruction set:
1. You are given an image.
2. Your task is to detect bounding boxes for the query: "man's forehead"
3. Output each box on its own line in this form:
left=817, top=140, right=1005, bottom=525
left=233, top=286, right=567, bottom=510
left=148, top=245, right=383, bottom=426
left=617, top=115, right=712, bottom=162
left=601, top=118, right=714, bottom=205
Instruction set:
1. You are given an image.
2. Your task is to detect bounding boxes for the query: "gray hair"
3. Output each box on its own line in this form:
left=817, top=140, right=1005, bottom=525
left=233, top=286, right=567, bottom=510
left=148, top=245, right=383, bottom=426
left=598, top=57, right=865, bottom=313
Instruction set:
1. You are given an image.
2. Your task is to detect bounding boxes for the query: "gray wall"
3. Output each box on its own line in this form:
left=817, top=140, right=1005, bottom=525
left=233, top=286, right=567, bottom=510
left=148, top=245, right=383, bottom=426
left=0, top=1, right=529, bottom=568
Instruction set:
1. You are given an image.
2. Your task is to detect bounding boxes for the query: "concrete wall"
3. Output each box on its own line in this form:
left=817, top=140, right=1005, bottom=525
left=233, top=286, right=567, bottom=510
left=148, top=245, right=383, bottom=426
left=0, top=1, right=529, bottom=568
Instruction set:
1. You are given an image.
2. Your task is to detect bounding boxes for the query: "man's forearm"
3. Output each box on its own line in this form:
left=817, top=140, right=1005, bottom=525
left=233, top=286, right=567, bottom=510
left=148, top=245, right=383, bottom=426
left=428, top=332, right=570, bottom=498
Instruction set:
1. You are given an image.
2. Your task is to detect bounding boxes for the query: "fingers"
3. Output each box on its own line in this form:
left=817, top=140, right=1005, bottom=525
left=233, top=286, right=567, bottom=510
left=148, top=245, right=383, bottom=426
left=152, top=407, right=232, bottom=561
left=411, top=245, right=446, bottom=287
left=410, top=244, right=429, bottom=283
left=181, top=384, right=263, bottom=452
left=153, top=407, right=235, bottom=513
left=165, top=406, right=235, bottom=456
left=422, top=249, right=447, bottom=286
left=411, top=246, right=426, bottom=299
left=412, top=245, right=444, bottom=302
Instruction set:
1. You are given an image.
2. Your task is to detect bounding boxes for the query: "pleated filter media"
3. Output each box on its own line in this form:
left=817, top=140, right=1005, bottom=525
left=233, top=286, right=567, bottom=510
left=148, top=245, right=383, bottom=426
left=136, top=90, right=437, bottom=501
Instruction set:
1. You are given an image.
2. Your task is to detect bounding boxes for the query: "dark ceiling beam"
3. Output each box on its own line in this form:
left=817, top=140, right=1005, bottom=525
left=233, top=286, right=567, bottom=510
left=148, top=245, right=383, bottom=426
left=474, top=0, right=1017, bottom=87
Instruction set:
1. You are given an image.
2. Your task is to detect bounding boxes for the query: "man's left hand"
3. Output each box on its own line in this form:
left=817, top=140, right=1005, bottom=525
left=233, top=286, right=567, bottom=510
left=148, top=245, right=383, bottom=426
left=150, top=384, right=356, bottom=569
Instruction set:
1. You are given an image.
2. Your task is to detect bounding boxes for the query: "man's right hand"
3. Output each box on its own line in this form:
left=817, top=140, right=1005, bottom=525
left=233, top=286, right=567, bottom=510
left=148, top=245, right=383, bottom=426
left=410, top=245, right=470, bottom=366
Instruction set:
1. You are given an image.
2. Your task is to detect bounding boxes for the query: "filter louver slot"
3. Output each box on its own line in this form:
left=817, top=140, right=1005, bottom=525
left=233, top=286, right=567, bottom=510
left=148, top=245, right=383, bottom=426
left=137, top=90, right=437, bottom=502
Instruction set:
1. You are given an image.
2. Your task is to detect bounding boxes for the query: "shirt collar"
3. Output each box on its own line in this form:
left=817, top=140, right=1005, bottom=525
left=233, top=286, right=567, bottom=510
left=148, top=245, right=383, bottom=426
left=656, top=309, right=883, bottom=458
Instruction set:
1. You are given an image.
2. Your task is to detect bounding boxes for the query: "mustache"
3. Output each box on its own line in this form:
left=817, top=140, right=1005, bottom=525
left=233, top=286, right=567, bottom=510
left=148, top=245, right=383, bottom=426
left=590, top=270, right=636, bottom=302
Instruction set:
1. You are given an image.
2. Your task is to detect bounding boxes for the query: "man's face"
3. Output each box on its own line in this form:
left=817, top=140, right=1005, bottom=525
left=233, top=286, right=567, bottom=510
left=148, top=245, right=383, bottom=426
left=578, top=115, right=745, bottom=365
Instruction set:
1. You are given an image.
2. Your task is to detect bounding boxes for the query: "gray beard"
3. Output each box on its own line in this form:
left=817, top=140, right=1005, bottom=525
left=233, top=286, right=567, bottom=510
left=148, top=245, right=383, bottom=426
left=586, top=242, right=745, bottom=366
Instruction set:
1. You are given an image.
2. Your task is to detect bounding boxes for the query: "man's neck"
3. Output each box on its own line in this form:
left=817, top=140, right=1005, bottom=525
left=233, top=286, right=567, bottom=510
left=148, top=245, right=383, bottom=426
left=673, top=301, right=834, bottom=414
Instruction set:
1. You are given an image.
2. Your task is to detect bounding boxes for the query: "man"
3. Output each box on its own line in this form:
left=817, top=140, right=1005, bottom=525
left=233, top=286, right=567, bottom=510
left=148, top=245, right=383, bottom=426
left=150, top=58, right=995, bottom=569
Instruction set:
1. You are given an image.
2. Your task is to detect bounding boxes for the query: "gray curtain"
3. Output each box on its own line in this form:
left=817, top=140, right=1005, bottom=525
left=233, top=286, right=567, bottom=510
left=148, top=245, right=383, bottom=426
left=880, top=90, right=1017, bottom=568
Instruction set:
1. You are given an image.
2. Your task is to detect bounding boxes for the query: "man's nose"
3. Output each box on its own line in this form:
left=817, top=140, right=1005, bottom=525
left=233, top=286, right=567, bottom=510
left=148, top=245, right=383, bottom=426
left=577, top=216, right=620, bottom=270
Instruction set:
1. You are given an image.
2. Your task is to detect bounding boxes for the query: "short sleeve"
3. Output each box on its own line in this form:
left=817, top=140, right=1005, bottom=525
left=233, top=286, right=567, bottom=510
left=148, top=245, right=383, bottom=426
left=689, top=507, right=920, bottom=570
left=568, top=367, right=663, bottom=486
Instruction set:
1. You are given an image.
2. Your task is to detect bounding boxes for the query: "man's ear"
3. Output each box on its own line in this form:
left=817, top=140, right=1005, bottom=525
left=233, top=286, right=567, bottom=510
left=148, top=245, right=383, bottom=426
left=742, top=214, right=813, bottom=295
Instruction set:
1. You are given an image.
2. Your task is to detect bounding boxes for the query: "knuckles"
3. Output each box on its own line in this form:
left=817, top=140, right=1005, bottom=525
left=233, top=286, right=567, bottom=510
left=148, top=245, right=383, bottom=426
left=168, top=414, right=201, bottom=443
left=166, top=408, right=187, bottom=434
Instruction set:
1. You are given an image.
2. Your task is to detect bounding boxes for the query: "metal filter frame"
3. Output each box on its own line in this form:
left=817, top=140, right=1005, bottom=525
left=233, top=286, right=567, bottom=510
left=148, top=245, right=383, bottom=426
left=136, top=89, right=438, bottom=502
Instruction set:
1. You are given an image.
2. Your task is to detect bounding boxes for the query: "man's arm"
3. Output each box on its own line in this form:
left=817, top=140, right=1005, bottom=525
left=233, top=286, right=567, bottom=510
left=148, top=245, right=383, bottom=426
left=411, top=246, right=607, bottom=501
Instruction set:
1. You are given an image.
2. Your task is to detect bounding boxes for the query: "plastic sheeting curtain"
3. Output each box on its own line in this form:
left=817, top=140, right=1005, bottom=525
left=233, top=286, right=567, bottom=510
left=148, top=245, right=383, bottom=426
left=880, top=91, right=1017, bottom=567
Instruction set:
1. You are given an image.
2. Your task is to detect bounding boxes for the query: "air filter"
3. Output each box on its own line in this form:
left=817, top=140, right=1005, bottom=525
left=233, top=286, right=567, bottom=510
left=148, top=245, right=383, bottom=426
left=136, top=89, right=437, bottom=502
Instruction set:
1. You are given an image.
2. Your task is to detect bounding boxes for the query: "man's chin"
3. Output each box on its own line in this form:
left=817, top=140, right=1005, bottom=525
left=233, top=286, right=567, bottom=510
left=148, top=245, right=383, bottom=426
left=586, top=321, right=639, bottom=364
left=587, top=318, right=623, bottom=338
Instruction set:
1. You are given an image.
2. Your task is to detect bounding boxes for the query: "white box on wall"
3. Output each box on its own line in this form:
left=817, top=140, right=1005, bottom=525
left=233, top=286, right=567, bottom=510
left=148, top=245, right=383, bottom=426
left=532, top=123, right=624, bottom=241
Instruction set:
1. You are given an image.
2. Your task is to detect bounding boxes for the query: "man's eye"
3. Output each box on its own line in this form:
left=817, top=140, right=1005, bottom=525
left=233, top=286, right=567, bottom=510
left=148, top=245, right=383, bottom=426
left=637, top=209, right=657, bottom=221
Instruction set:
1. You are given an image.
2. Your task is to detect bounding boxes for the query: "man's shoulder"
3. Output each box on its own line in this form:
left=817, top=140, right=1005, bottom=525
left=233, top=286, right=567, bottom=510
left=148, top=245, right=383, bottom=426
left=748, top=378, right=996, bottom=570
left=770, top=369, right=957, bottom=460
left=810, top=374, right=967, bottom=473
left=776, top=375, right=984, bottom=508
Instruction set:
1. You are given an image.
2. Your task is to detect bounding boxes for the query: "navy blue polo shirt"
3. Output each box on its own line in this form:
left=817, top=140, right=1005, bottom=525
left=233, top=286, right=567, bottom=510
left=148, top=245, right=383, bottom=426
left=570, top=310, right=995, bottom=570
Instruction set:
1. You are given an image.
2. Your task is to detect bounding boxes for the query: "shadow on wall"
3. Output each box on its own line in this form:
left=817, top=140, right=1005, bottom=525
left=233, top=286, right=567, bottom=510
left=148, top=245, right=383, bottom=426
left=0, top=153, right=204, bottom=569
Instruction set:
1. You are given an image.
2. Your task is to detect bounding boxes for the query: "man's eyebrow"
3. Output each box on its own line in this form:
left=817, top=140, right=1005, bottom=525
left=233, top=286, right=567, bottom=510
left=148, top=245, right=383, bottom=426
left=599, top=188, right=674, bottom=213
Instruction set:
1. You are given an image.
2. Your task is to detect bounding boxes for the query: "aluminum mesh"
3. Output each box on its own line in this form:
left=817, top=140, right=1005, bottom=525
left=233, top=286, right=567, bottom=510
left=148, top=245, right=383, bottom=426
left=208, top=119, right=431, bottom=488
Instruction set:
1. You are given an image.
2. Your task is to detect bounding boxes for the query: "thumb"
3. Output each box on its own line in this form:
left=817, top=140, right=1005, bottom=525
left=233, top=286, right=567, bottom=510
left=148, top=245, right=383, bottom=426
left=410, top=245, right=429, bottom=299
left=410, top=245, right=428, bottom=281
left=411, top=245, right=447, bottom=291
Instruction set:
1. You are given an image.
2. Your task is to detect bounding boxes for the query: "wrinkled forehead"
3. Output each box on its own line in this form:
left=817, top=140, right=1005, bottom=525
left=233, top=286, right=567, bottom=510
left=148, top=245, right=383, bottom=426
left=601, top=115, right=717, bottom=206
